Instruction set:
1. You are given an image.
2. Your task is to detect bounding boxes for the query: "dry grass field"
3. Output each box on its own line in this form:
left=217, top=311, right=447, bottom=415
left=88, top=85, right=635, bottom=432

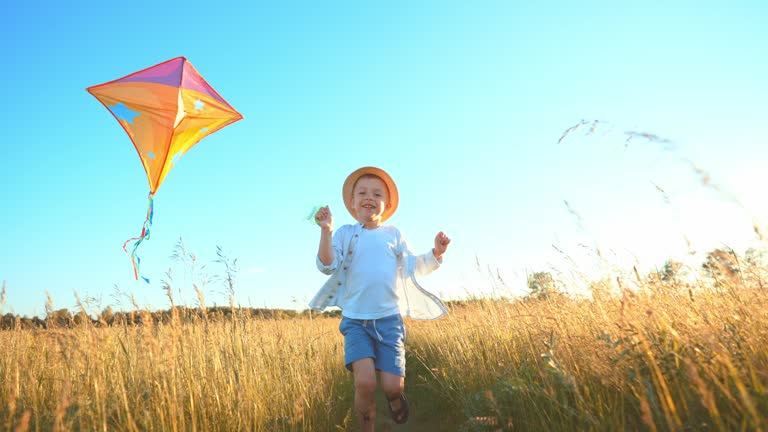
left=2, top=259, right=768, bottom=431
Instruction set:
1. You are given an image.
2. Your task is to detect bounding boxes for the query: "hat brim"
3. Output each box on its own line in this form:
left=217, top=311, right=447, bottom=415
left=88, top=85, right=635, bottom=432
left=342, top=166, right=399, bottom=222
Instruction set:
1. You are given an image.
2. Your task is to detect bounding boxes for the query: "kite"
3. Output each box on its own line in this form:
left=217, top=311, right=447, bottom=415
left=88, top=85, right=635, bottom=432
left=87, top=57, right=243, bottom=282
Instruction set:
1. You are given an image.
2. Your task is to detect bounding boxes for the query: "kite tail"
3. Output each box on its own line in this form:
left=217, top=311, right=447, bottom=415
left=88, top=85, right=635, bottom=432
left=122, top=192, right=154, bottom=283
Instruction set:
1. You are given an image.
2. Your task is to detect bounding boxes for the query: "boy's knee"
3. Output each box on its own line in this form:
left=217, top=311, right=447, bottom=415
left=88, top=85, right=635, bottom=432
left=354, top=376, right=377, bottom=395
left=381, top=380, right=404, bottom=399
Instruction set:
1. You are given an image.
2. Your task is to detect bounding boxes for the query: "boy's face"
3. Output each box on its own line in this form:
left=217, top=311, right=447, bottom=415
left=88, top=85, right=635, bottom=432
left=351, top=176, right=390, bottom=224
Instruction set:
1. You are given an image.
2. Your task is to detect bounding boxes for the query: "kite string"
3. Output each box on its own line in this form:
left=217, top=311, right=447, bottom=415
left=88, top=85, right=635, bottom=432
left=122, top=192, right=154, bottom=283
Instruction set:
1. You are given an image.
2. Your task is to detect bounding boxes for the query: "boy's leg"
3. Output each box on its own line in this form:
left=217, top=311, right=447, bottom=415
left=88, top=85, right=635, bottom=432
left=351, top=358, right=377, bottom=432
left=379, top=370, right=405, bottom=406
left=373, top=314, right=408, bottom=423
left=340, top=317, right=378, bottom=431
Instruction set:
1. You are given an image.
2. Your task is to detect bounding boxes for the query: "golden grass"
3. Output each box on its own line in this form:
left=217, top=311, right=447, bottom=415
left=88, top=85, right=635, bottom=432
left=0, top=315, right=352, bottom=431
left=2, top=273, right=768, bottom=431
left=407, top=275, right=768, bottom=431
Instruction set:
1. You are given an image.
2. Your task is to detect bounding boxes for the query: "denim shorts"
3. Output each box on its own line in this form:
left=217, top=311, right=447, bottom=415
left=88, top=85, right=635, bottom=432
left=339, top=313, right=407, bottom=376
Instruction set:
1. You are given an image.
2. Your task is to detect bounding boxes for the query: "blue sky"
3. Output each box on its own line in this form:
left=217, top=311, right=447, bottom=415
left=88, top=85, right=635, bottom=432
left=2, top=1, right=767, bottom=318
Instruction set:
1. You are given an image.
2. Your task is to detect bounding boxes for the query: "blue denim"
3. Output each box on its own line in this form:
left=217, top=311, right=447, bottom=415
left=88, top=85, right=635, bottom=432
left=339, top=313, right=407, bottom=376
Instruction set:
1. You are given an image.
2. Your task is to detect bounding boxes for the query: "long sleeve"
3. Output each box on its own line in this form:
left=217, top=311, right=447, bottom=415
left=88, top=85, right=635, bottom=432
left=316, top=227, right=347, bottom=275
left=398, top=231, right=441, bottom=276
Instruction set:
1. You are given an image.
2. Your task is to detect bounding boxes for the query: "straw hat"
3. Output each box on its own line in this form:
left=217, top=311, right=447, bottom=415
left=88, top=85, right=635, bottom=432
left=342, top=166, right=399, bottom=222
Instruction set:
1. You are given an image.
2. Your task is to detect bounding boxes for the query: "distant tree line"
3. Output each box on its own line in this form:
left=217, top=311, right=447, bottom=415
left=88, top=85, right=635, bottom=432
left=523, top=246, right=767, bottom=299
left=0, top=306, right=342, bottom=331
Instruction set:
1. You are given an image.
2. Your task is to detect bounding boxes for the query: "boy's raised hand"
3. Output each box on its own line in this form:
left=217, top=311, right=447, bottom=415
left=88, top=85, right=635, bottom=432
left=433, top=231, right=451, bottom=260
left=315, top=205, right=333, bottom=232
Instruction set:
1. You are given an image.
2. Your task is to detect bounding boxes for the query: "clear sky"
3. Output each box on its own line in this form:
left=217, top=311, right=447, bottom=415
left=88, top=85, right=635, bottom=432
left=2, top=1, right=767, bottom=318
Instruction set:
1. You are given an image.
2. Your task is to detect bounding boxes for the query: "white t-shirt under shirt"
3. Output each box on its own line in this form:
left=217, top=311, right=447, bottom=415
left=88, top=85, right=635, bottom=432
left=338, top=226, right=401, bottom=319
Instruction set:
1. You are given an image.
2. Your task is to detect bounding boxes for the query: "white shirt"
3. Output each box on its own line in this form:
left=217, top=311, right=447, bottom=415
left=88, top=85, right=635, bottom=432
left=310, top=223, right=449, bottom=320
left=341, top=226, right=400, bottom=319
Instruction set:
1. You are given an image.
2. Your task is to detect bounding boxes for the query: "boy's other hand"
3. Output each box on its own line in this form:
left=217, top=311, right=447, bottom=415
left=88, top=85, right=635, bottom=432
left=433, top=231, right=451, bottom=260
left=315, top=206, right=333, bottom=232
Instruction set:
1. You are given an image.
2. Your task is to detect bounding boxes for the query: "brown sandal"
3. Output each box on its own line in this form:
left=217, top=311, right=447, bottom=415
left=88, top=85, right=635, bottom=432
left=388, top=393, right=409, bottom=424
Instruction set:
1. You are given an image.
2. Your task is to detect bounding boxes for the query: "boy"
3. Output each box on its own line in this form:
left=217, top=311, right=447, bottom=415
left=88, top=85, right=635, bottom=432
left=310, top=166, right=450, bottom=431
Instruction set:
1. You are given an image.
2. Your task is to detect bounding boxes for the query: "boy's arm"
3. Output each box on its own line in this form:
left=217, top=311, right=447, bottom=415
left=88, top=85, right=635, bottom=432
left=316, top=206, right=335, bottom=269
left=400, top=230, right=450, bottom=276
left=318, top=226, right=334, bottom=266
